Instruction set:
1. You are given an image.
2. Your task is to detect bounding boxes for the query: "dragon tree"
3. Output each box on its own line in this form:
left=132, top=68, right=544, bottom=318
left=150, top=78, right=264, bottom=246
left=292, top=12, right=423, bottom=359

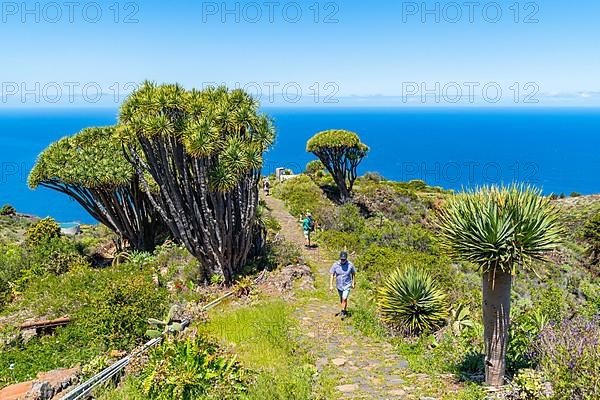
left=436, top=185, right=562, bottom=386
left=306, top=129, right=368, bottom=202
left=29, top=126, right=168, bottom=251
left=117, top=82, right=274, bottom=283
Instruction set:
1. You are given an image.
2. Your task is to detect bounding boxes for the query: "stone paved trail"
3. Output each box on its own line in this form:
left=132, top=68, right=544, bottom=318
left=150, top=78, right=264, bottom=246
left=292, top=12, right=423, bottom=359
left=265, top=196, right=429, bottom=399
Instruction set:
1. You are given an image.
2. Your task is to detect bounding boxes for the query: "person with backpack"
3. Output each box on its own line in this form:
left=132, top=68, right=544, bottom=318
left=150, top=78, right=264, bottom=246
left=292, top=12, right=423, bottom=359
left=302, top=212, right=315, bottom=247
left=263, top=177, right=270, bottom=196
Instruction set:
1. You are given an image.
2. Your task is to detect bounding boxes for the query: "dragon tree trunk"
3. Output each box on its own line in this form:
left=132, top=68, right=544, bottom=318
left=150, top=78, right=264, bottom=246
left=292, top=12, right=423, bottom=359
left=131, top=136, right=261, bottom=284
left=482, top=270, right=512, bottom=387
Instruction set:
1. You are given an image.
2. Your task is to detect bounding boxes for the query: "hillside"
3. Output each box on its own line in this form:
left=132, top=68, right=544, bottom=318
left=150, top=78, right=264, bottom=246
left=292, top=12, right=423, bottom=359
left=0, top=175, right=599, bottom=399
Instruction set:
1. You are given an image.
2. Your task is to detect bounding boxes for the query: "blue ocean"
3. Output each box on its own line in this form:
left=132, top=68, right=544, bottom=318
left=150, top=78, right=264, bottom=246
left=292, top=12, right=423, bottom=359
left=1, top=107, right=599, bottom=224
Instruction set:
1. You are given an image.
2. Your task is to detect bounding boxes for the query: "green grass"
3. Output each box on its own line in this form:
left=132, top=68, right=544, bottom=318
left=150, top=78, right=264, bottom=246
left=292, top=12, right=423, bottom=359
left=199, top=300, right=325, bottom=400
left=97, top=377, right=146, bottom=399
left=99, top=300, right=326, bottom=400
left=350, top=276, right=387, bottom=339
left=201, top=300, right=299, bottom=368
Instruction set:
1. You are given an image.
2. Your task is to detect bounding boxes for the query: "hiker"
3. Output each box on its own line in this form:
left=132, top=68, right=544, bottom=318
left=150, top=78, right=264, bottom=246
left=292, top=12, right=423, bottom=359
left=302, top=212, right=315, bottom=247
left=329, top=251, right=356, bottom=320
left=263, top=177, right=270, bottom=196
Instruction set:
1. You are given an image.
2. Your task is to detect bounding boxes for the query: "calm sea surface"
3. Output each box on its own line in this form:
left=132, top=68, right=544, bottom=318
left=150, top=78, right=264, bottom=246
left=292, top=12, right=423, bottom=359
left=1, top=107, right=598, bottom=223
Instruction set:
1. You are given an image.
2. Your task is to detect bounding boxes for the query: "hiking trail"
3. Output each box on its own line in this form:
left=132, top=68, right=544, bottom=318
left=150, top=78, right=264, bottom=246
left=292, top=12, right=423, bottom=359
left=265, top=196, right=458, bottom=399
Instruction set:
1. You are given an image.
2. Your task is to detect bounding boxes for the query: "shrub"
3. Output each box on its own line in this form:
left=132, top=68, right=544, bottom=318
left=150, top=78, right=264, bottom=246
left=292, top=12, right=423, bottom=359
left=267, top=238, right=302, bottom=267
left=395, top=327, right=484, bottom=377
left=579, top=278, right=600, bottom=318
left=533, top=286, right=570, bottom=323
left=335, top=203, right=365, bottom=233
left=353, top=181, right=426, bottom=223
left=28, top=237, right=89, bottom=275
left=583, top=211, right=600, bottom=264
left=535, top=316, right=600, bottom=399
left=504, top=369, right=552, bottom=399
left=361, top=172, right=384, bottom=182
left=263, top=212, right=281, bottom=233
left=140, top=334, right=248, bottom=399
left=78, top=269, right=168, bottom=348
left=318, top=230, right=361, bottom=254
left=305, top=159, right=325, bottom=176
left=7, top=237, right=89, bottom=295
left=0, top=263, right=168, bottom=385
left=0, top=204, right=16, bottom=216
left=356, top=245, right=458, bottom=291
left=272, top=175, right=335, bottom=228
left=378, top=266, right=448, bottom=334
left=507, top=309, right=548, bottom=373
left=357, top=245, right=401, bottom=281
left=81, top=354, right=111, bottom=379
left=1, top=236, right=90, bottom=305
left=361, top=221, right=435, bottom=253
left=25, top=217, right=61, bottom=247
left=0, top=244, right=27, bottom=306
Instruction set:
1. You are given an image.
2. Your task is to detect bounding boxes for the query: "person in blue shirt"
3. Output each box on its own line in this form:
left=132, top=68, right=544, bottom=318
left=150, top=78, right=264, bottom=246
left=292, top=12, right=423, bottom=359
left=329, top=251, right=356, bottom=320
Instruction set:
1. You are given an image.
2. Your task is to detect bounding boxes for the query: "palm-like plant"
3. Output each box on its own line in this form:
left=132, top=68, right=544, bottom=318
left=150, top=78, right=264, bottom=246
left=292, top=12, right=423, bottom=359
left=436, top=185, right=562, bottom=386
left=306, top=129, right=369, bottom=202
left=378, top=266, right=448, bottom=334
left=118, top=82, right=275, bottom=283
left=29, top=126, right=168, bottom=251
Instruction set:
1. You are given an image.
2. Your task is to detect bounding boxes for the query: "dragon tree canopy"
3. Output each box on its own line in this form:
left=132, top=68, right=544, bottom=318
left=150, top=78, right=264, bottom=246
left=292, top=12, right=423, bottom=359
left=116, top=82, right=275, bottom=192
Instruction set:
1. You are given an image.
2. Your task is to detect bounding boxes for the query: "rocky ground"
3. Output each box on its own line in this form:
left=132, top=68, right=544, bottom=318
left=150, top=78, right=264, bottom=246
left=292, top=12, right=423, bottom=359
left=0, top=367, right=79, bottom=400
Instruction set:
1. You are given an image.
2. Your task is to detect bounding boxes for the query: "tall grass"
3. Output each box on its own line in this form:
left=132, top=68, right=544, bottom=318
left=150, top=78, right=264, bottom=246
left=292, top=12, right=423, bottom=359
left=200, top=300, right=320, bottom=400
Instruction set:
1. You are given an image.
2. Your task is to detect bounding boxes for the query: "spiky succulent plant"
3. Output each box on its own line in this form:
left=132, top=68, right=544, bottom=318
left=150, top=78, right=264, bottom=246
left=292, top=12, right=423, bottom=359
left=435, top=184, right=562, bottom=386
left=436, top=184, right=562, bottom=276
left=378, top=266, right=448, bottom=334
left=146, top=305, right=184, bottom=339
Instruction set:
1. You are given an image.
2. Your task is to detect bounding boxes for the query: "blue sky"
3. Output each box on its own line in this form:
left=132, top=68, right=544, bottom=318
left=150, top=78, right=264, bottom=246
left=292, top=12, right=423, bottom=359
left=1, top=0, right=599, bottom=106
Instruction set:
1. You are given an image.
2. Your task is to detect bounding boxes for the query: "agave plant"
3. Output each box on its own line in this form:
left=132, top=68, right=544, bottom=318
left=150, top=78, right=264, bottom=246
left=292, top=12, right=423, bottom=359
left=146, top=306, right=185, bottom=339
left=436, top=184, right=562, bottom=386
left=378, top=266, right=448, bottom=334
